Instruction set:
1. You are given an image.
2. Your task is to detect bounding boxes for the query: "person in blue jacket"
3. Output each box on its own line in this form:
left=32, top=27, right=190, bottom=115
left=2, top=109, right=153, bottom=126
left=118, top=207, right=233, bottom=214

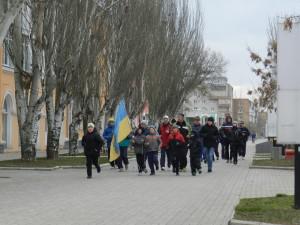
left=103, top=118, right=115, bottom=168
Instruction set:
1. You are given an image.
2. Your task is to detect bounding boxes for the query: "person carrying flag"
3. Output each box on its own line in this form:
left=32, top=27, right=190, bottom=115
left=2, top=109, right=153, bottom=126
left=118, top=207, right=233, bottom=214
left=109, top=99, right=132, bottom=172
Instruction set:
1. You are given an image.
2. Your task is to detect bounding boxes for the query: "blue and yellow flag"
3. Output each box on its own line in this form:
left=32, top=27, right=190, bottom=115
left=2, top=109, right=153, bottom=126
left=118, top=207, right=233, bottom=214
left=110, top=99, right=132, bottom=162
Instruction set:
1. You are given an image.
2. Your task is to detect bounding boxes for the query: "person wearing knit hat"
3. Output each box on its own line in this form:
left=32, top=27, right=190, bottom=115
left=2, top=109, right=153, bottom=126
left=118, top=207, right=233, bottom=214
left=200, top=116, right=219, bottom=173
left=82, top=122, right=104, bottom=179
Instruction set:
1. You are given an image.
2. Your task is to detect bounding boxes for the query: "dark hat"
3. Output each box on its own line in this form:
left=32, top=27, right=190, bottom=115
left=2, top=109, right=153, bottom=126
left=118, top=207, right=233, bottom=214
left=207, top=117, right=214, bottom=122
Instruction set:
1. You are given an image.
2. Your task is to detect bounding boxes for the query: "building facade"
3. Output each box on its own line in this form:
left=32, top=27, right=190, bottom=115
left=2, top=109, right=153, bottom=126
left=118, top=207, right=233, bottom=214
left=232, top=98, right=258, bottom=129
left=182, top=76, right=233, bottom=127
left=0, top=43, right=71, bottom=152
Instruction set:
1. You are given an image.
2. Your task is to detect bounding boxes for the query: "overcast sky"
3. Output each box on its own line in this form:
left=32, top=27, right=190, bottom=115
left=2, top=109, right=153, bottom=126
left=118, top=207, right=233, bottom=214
left=196, top=0, right=300, bottom=98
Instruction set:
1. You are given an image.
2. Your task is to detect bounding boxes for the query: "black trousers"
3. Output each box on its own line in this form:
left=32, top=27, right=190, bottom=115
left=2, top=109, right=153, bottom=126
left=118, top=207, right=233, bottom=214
left=179, top=145, right=188, bottom=170
left=190, top=148, right=201, bottom=173
left=239, top=141, right=247, bottom=157
left=224, top=142, right=231, bottom=160
left=86, top=154, right=100, bottom=177
left=230, top=144, right=239, bottom=163
left=116, top=146, right=129, bottom=169
left=136, top=153, right=146, bottom=172
left=172, top=151, right=180, bottom=174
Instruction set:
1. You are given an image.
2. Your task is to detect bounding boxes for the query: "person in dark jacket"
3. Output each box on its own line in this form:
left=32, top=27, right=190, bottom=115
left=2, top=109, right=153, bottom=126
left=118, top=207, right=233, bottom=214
left=158, top=115, right=172, bottom=170
left=201, top=117, right=219, bottom=172
left=117, top=135, right=131, bottom=172
left=82, top=123, right=104, bottom=179
left=230, top=121, right=244, bottom=165
left=103, top=118, right=115, bottom=168
left=219, top=115, right=234, bottom=163
left=176, top=113, right=189, bottom=172
left=168, top=125, right=186, bottom=176
left=145, top=127, right=160, bottom=175
left=189, top=116, right=203, bottom=176
left=132, top=128, right=147, bottom=174
left=239, top=121, right=250, bottom=159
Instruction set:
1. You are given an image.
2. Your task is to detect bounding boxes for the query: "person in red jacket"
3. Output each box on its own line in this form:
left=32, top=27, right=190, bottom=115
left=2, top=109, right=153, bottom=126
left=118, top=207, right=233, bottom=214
left=168, top=125, right=185, bottom=176
left=158, top=115, right=172, bottom=171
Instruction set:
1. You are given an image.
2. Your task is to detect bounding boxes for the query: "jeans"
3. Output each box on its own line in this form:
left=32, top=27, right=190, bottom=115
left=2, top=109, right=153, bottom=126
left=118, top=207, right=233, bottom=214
left=116, top=146, right=129, bottom=169
left=203, top=146, right=215, bottom=171
left=160, top=147, right=171, bottom=168
left=147, top=151, right=159, bottom=173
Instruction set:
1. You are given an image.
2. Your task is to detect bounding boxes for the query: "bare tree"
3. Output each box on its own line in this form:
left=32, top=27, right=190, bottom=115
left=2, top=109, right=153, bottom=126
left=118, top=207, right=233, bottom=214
left=248, top=19, right=277, bottom=111
left=0, top=0, right=24, bottom=43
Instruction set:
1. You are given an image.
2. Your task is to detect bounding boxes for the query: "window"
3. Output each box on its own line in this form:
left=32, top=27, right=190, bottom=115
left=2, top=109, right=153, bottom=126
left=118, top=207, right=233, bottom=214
left=2, top=38, right=13, bottom=67
left=2, top=95, right=13, bottom=148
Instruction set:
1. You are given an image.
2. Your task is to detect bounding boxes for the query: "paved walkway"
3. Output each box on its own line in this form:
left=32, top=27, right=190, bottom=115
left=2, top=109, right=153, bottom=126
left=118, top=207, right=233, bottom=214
left=0, top=141, right=293, bottom=225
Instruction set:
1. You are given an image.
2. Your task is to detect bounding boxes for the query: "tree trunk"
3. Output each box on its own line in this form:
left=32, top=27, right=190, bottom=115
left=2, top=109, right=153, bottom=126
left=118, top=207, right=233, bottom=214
left=0, top=0, right=24, bottom=43
left=68, top=122, right=79, bottom=155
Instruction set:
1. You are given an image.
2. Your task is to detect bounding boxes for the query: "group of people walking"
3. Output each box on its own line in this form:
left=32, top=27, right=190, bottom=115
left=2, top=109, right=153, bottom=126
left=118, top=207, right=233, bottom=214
left=82, top=113, right=251, bottom=178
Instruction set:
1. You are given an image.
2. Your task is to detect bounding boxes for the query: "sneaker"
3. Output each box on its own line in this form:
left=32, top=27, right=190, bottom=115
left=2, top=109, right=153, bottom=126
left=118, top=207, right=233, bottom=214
left=234, top=161, right=238, bottom=165
left=192, top=171, right=196, bottom=176
left=217, top=157, right=219, bottom=160
left=97, top=167, right=101, bottom=173
left=176, top=173, right=179, bottom=176
left=167, top=164, right=171, bottom=168
left=119, top=168, right=124, bottom=172
left=144, top=168, right=148, bottom=174
left=125, top=164, right=128, bottom=171
left=208, top=169, right=212, bottom=173
left=161, top=167, right=165, bottom=171
left=150, top=172, right=155, bottom=176
left=197, top=169, right=202, bottom=174
left=242, top=157, right=245, bottom=160
left=87, top=176, right=92, bottom=179
left=204, top=160, right=207, bottom=164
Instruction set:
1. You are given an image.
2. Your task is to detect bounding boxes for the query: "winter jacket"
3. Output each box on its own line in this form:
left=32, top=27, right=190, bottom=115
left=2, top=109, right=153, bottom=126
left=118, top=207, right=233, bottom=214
left=240, top=127, right=250, bottom=142
left=82, top=130, right=104, bottom=156
left=176, top=121, right=189, bottom=142
left=190, top=124, right=203, bottom=148
left=201, top=124, right=219, bottom=148
left=158, top=123, right=172, bottom=148
left=231, top=127, right=244, bottom=146
left=168, top=131, right=185, bottom=154
left=219, top=122, right=234, bottom=143
left=119, top=136, right=131, bottom=148
left=132, top=134, right=146, bottom=155
left=103, top=125, right=114, bottom=146
left=145, top=134, right=160, bottom=152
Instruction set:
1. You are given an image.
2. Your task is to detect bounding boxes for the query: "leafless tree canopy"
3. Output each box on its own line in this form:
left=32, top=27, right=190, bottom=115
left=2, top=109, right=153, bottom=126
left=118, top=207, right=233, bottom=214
left=4, top=0, right=226, bottom=159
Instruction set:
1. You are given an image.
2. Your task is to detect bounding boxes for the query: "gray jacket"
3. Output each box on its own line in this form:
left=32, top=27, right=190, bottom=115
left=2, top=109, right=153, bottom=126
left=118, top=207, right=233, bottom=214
left=145, top=134, right=160, bottom=152
left=132, top=135, right=146, bottom=154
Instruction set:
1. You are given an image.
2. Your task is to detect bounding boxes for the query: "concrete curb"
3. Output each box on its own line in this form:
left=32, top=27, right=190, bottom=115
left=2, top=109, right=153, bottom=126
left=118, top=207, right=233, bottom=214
left=249, top=165, right=294, bottom=170
left=0, top=163, right=112, bottom=171
left=229, top=219, right=282, bottom=225
left=0, top=159, right=138, bottom=171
